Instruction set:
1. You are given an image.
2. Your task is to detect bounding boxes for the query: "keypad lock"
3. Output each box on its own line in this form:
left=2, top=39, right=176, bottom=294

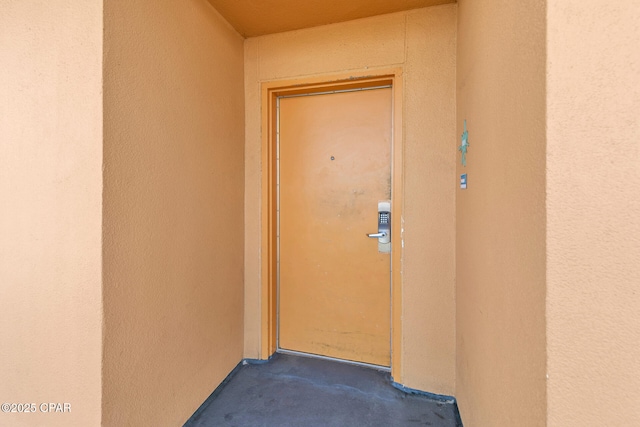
left=379, top=212, right=390, bottom=226
left=367, top=201, right=391, bottom=246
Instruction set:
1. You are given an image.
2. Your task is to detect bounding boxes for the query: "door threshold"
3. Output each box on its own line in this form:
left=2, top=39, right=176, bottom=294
left=276, top=348, right=391, bottom=372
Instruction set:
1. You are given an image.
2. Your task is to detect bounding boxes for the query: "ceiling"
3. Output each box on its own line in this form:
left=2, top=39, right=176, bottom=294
left=207, top=0, right=456, bottom=38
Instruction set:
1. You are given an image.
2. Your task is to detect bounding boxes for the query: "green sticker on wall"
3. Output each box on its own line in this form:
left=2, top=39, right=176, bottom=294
left=459, top=120, right=469, bottom=167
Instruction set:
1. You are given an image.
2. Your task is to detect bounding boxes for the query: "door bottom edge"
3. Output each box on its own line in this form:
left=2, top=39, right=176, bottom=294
left=276, top=348, right=391, bottom=372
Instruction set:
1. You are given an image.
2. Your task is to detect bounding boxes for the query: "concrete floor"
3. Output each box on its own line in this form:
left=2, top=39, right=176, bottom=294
left=185, top=353, right=462, bottom=427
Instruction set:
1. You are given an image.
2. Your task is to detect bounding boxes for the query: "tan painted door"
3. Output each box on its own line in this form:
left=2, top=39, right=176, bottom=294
left=278, top=87, right=392, bottom=367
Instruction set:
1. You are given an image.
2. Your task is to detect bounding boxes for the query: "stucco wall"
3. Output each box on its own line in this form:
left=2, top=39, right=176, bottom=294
left=546, top=1, right=640, bottom=425
left=244, top=5, right=457, bottom=394
left=456, top=0, right=547, bottom=425
left=102, top=0, right=245, bottom=425
left=0, top=1, right=103, bottom=426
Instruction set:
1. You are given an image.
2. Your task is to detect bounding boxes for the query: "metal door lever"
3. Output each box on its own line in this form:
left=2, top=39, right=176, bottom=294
left=369, top=201, right=391, bottom=248
left=367, top=232, right=387, bottom=238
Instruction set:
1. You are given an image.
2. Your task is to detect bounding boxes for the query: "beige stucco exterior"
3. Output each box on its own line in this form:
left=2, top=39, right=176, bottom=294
left=102, top=0, right=245, bottom=425
left=546, top=1, right=640, bottom=425
left=1, top=0, right=639, bottom=425
left=244, top=5, right=458, bottom=394
left=0, top=1, right=103, bottom=426
left=455, top=0, right=547, bottom=425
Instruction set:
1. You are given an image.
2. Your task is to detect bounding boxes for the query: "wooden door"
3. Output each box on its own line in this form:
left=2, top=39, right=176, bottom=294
left=278, top=87, right=392, bottom=367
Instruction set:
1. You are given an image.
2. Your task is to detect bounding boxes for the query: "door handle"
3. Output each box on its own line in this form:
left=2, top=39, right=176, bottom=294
left=367, top=232, right=387, bottom=238
left=368, top=201, right=391, bottom=245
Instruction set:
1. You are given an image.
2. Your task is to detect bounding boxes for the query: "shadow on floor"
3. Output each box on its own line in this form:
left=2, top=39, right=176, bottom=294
left=185, top=353, right=462, bottom=427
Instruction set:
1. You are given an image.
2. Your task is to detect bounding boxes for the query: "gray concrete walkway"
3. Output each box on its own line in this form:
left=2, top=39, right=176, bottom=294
left=185, top=353, right=462, bottom=426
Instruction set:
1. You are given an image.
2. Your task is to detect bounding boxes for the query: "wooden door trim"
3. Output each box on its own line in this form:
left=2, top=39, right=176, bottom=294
left=260, top=69, right=405, bottom=382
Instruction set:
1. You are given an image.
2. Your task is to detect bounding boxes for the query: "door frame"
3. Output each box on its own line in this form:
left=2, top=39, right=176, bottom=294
left=259, top=68, right=404, bottom=382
